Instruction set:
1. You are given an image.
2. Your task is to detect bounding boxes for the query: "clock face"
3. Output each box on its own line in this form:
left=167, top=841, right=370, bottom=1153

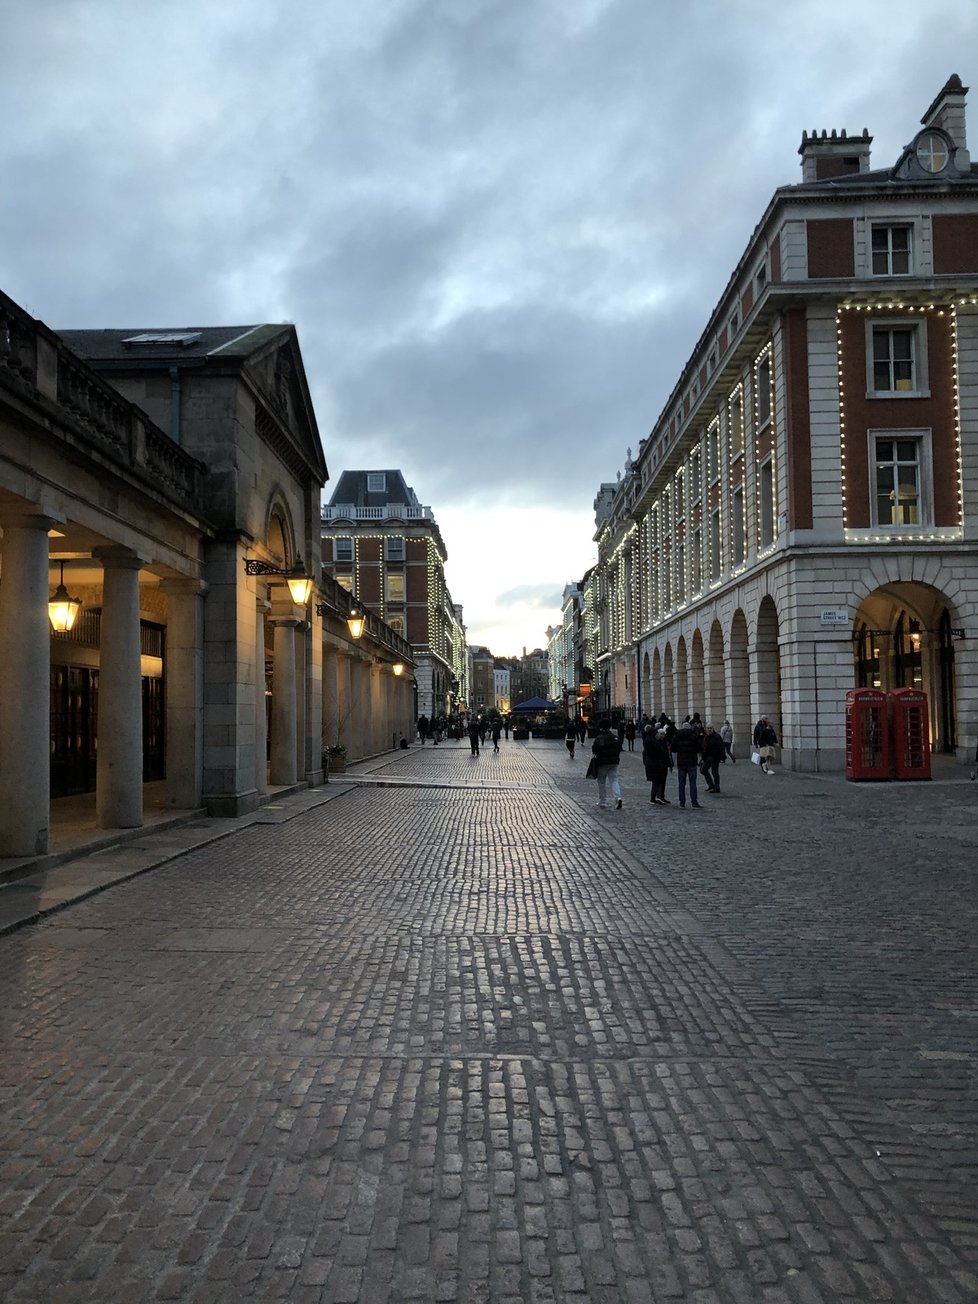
left=915, top=131, right=950, bottom=174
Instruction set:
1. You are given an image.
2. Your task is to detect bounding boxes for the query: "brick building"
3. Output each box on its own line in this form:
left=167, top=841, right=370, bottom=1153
left=321, top=470, right=468, bottom=719
left=585, top=75, right=978, bottom=769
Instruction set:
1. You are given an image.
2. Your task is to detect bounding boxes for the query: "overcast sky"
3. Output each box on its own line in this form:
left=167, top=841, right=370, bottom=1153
left=2, top=1, right=975, bottom=653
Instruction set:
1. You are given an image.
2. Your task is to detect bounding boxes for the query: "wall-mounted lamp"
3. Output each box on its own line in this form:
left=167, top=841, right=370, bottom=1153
left=392, top=662, right=405, bottom=677
left=48, top=561, right=82, bottom=633
left=244, top=554, right=313, bottom=605
left=315, top=596, right=366, bottom=640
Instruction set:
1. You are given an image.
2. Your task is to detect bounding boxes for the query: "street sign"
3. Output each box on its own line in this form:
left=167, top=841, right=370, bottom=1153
left=820, top=608, right=850, bottom=627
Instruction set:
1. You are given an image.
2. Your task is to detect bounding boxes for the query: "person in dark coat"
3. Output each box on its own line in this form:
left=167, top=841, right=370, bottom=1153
left=643, top=725, right=673, bottom=804
left=625, top=719, right=637, bottom=751
left=417, top=714, right=429, bottom=745
left=564, top=719, right=577, bottom=759
left=752, top=716, right=779, bottom=774
left=490, top=717, right=502, bottom=752
left=576, top=717, right=587, bottom=744
left=591, top=719, right=623, bottom=809
left=701, top=724, right=726, bottom=793
left=670, top=722, right=704, bottom=808
left=467, top=717, right=481, bottom=755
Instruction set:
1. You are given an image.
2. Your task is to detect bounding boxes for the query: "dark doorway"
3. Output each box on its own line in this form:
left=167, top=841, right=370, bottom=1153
left=50, top=665, right=99, bottom=797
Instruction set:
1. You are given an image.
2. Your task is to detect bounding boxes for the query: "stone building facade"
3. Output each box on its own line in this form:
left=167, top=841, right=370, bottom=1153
left=585, top=76, right=978, bottom=769
left=0, top=299, right=414, bottom=858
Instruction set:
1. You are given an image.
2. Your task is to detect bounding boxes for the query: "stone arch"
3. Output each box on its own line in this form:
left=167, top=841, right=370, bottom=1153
left=707, top=618, right=725, bottom=724
left=853, top=580, right=961, bottom=752
left=642, top=650, right=651, bottom=719
left=663, top=644, right=675, bottom=719
left=690, top=628, right=705, bottom=716
left=728, top=609, right=750, bottom=757
left=755, top=595, right=782, bottom=739
left=263, top=491, right=301, bottom=568
left=676, top=636, right=689, bottom=719
left=651, top=647, right=662, bottom=718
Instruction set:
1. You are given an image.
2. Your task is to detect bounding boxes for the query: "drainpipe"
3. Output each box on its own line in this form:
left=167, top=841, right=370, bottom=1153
left=169, top=366, right=181, bottom=445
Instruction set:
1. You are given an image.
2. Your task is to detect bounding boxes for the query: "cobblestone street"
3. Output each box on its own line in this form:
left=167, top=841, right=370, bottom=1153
left=1, top=739, right=977, bottom=1302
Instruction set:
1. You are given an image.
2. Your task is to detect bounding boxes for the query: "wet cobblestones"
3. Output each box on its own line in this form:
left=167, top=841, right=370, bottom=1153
left=1, top=740, right=976, bottom=1301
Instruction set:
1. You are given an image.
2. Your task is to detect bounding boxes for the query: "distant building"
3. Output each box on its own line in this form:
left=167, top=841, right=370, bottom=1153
left=584, top=75, right=978, bottom=769
left=321, top=470, right=468, bottom=718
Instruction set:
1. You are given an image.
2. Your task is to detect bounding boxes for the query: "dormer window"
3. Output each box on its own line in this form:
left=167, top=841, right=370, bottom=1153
left=915, top=130, right=950, bottom=174
left=367, top=472, right=387, bottom=493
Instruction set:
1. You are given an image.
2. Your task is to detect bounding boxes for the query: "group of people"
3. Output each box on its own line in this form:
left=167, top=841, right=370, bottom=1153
left=586, top=712, right=779, bottom=809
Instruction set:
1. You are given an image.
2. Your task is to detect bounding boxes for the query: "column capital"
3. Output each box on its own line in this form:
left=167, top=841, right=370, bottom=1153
left=0, top=507, right=61, bottom=534
left=93, top=545, right=146, bottom=572
left=269, top=616, right=302, bottom=630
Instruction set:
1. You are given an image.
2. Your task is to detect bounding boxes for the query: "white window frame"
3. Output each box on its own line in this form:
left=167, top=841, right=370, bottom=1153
left=732, top=486, right=745, bottom=567
left=729, top=391, right=745, bottom=460
left=759, top=457, right=775, bottom=549
left=690, top=451, right=701, bottom=505
left=366, top=472, right=387, bottom=492
left=385, top=536, right=405, bottom=561
left=865, top=318, right=930, bottom=398
left=756, top=354, right=772, bottom=430
left=387, top=573, right=405, bottom=604
left=870, top=224, right=913, bottom=277
left=866, top=428, right=933, bottom=529
left=334, top=537, right=353, bottom=562
left=709, top=507, right=722, bottom=582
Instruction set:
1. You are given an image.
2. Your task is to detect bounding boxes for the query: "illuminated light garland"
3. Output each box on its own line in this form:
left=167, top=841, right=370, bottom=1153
left=754, top=343, right=777, bottom=557
left=951, top=305, right=965, bottom=530
left=838, top=299, right=961, bottom=538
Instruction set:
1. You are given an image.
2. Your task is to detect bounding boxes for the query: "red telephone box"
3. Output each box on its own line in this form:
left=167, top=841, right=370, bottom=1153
left=889, top=688, right=931, bottom=780
left=845, top=688, right=891, bottom=780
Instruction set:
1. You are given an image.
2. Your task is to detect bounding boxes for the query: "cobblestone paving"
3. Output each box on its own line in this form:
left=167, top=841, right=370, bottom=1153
left=1, top=741, right=977, bottom=1301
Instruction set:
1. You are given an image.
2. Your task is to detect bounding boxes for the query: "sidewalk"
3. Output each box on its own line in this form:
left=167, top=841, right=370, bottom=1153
left=1, top=739, right=976, bottom=1302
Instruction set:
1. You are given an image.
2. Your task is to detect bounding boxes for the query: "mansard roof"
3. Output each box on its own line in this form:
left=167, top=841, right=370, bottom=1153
left=327, top=469, right=419, bottom=509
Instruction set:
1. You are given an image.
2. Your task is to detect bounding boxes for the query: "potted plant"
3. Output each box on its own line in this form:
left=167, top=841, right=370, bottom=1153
left=323, top=743, right=347, bottom=775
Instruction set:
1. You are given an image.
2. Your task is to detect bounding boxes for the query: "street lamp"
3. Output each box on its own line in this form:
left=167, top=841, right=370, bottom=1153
left=48, top=561, right=82, bottom=634
left=244, top=554, right=314, bottom=605
left=315, top=594, right=366, bottom=640
left=392, top=662, right=405, bottom=677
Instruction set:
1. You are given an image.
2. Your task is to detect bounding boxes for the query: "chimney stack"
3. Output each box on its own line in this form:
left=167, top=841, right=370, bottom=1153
left=799, top=127, right=873, bottom=182
left=920, top=73, right=970, bottom=168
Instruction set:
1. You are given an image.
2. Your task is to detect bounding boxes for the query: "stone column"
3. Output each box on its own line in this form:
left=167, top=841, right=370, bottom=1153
left=161, top=578, right=206, bottom=810
left=270, top=616, right=300, bottom=785
left=0, top=510, right=57, bottom=856
left=94, top=546, right=145, bottom=829
left=337, top=652, right=353, bottom=754
left=254, top=598, right=270, bottom=797
left=322, top=647, right=340, bottom=748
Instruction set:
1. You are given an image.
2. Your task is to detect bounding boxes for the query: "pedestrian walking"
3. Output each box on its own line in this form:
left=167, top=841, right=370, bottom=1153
left=671, top=721, right=704, bottom=808
left=643, top=724, right=673, bottom=804
left=720, top=719, right=735, bottom=762
left=576, top=718, right=587, bottom=745
left=467, top=717, right=481, bottom=755
left=752, top=716, right=779, bottom=774
left=625, top=719, right=637, bottom=751
left=701, top=724, right=726, bottom=793
left=432, top=718, right=443, bottom=745
left=616, top=719, right=627, bottom=750
left=417, top=714, right=429, bottom=745
left=590, top=719, right=623, bottom=809
left=491, top=718, right=502, bottom=753
left=564, top=719, right=577, bottom=759
left=503, top=717, right=510, bottom=740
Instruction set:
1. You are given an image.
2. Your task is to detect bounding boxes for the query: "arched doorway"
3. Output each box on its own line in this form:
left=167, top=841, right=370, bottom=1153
left=754, top=596, right=782, bottom=737
left=853, top=582, right=958, bottom=751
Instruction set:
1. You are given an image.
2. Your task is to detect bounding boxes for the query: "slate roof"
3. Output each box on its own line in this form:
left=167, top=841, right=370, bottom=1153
left=327, top=470, right=420, bottom=510
left=57, top=325, right=284, bottom=365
